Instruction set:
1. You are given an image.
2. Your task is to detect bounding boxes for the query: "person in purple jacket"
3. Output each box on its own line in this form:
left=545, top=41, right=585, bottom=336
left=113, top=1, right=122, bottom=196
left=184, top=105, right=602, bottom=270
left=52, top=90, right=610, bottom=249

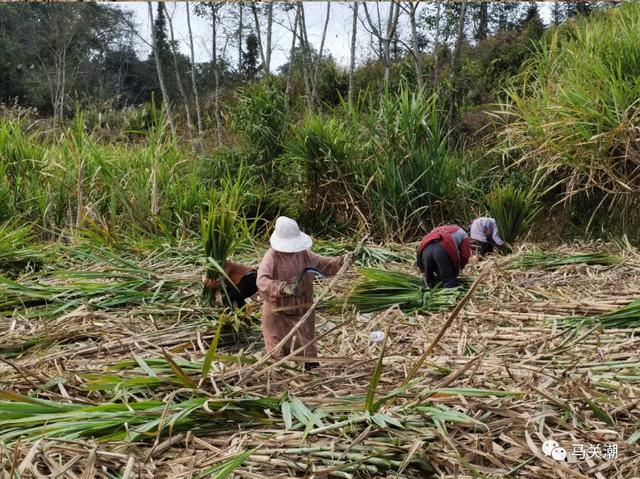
left=469, top=217, right=505, bottom=257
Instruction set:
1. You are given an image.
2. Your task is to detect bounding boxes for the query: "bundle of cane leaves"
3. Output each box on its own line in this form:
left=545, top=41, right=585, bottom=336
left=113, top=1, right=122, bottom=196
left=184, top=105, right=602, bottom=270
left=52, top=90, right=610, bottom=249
left=314, top=240, right=410, bottom=267
left=356, top=245, right=411, bottom=267
left=486, top=185, right=541, bottom=244
left=0, top=222, right=48, bottom=274
left=201, top=175, right=248, bottom=305
left=84, top=321, right=260, bottom=393
left=86, top=359, right=257, bottom=393
left=341, top=268, right=464, bottom=313
left=509, top=250, right=622, bottom=270
left=568, top=360, right=640, bottom=388
left=0, top=273, right=186, bottom=317
left=0, top=392, right=280, bottom=444
left=561, top=298, right=640, bottom=330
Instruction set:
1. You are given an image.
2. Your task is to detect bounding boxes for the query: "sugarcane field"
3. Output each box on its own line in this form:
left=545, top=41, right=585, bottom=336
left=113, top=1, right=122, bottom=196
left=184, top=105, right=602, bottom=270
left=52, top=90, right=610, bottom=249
left=1, top=2, right=640, bottom=478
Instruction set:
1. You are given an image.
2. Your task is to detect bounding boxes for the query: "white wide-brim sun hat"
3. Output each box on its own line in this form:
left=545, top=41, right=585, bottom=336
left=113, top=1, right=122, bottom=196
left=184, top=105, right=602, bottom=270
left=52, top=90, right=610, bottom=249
left=270, top=216, right=312, bottom=253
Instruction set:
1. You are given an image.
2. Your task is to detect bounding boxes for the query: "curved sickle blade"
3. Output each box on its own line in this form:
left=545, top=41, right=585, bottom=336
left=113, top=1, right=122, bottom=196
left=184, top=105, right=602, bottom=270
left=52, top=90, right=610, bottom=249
left=295, top=267, right=327, bottom=289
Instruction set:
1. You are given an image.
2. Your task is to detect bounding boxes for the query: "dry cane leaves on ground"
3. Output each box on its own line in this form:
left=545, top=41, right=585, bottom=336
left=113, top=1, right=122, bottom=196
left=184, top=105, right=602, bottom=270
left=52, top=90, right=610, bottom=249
left=1, top=241, right=639, bottom=478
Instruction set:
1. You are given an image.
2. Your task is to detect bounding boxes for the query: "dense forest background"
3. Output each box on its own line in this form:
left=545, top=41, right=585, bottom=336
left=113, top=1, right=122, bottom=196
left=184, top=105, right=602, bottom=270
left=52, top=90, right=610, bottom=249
left=1, top=1, right=638, bottom=241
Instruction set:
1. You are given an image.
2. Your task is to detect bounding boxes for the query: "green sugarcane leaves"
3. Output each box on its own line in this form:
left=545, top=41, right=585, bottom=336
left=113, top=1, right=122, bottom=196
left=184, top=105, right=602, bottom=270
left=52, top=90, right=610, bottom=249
left=626, top=431, right=640, bottom=444
left=198, top=448, right=257, bottom=478
left=281, top=398, right=293, bottom=430
left=486, top=185, right=541, bottom=245
left=414, top=404, right=486, bottom=429
left=561, top=298, right=640, bottom=329
left=510, top=251, right=622, bottom=270
left=201, top=170, right=249, bottom=305
left=201, top=317, right=226, bottom=380
left=314, top=240, right=410, bottom=267
left=365, top=329, right=388, bottom=413
left=0, top=221, right=48, bottom=274
left=280, top=394, right=323, bottom=433
left=343, top=268, right=465, bottom=314
left=370, top=412, right=403, bottom=429
left=162, top=349, right=198, bottom=389
left=582, top=394, right=615, bottom=427
left=134, top=355, right=157, bottom=378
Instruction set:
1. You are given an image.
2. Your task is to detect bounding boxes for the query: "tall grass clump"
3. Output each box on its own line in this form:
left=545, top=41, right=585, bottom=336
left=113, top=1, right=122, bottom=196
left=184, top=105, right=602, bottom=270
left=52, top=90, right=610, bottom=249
left=281, top=88, right=460, bottom=239
left=0, top=120, right=45, bottom=222
left=283, top=115, right=356, bottom=232
left=0, top=222, right=47, bottom=273
left=502, top=3, right=640, bottom=232
left=486, top=185, right=540, bottom=244
left=354, top=87, right=460, bottom=240
left=1, top=109, right=211, bottom=237
left=59, top=114, right=197, bottom=236
left=229, top=79, right=288, bottom=174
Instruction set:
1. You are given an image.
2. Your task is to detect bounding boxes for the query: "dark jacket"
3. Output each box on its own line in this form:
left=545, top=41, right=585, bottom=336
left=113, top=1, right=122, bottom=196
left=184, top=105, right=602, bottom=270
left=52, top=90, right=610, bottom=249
left=417, top=225, right=471, bottom=271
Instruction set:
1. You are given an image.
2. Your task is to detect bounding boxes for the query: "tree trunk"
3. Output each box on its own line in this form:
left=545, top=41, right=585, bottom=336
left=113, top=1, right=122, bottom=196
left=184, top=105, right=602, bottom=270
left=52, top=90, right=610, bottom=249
left=449, top=0, right=467, bottom=122
left=376, top=1, right=384, bottom=58
left=186, top=1, right=203, bottom=136
left=238, top=3, right=243, bottom=74
left=477, top=1, right=488, bottom=40
left=362, top=2, right=386, bottom=84
left=433, top=0, right=441, bottom=76
left=348, top=2, right=359, bottom=110
left=362, top=1, right=400, bottom=88
left=250, top=2, right=267, bottom=73
left=452, top=1, right=466, bottom=73
left=59, top=47, right=67, bottom=120
left=408, top=1, right=423, bottom=87
left=285, top=6, right=300, bottom=109
left=51, top=43, right=68, bottom=122
left=167, top=3, right=192, bottom=130
left=147, top=1, right=175, bottom=135
left=212, top=3, right=223, bottom=144
left=297, top=3, right=313, bottom=109
left=383, top=1, right=401, bottom=87
left=311, top=2, right=331, bottom=106
left=551, top=3, right=561, bottom=25
left=265, top=3, right=273, bottom=74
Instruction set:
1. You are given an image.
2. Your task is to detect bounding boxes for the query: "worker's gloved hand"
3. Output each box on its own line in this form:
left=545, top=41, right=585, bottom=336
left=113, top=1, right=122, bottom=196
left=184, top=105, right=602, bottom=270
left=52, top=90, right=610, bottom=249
left=282, top=283, right=302, bottom=296
left=202, top=275, right=221, bottom=289
left=498, top=243, right=513, bottom=255
left=214, top=292, right=224, bottom=307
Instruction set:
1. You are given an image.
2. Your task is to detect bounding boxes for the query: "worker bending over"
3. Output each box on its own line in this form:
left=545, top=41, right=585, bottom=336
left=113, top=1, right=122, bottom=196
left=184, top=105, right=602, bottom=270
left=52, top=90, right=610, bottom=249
left=417, top=224, right=470, bottom=289
left=257, top=216, right=346, bottom=370
left=469, top=216, right=505, bottom=256
left=202, top=261, right=257, bottom=309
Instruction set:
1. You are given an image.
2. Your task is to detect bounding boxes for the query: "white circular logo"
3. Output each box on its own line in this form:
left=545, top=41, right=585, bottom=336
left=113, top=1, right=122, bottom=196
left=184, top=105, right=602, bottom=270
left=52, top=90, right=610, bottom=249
left=551, top=447, right=567, bottom=461
left=542, top=440, right=559, bottom=456
left=370, top=331, right=385, bottom=343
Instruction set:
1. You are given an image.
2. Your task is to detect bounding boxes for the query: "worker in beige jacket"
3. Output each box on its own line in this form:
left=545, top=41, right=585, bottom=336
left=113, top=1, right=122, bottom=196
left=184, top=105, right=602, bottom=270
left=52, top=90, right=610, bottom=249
left=257, top=217, right=345, bottom=370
